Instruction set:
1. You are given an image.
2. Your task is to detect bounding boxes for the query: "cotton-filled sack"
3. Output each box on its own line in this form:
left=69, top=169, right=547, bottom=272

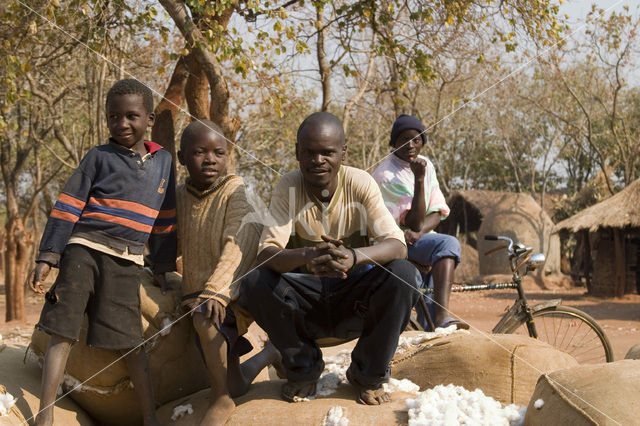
left=524, top=359, right=640, bottom=425
left=390, top=332, right=578, bottom=405
left=625, top=343, right=640, bottom=359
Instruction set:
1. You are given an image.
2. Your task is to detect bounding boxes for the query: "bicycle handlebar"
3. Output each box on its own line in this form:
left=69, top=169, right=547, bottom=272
left=484, top=235, right=515, bottom=254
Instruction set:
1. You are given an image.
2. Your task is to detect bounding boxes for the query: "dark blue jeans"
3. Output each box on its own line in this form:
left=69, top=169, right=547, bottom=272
left=407, top=233, right=461, bottom=330
left=238, top=259, right=420, bottom=389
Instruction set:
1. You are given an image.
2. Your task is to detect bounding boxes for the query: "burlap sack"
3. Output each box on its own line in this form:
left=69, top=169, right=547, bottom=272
left=625, top=343, right=640, bottom=360
left=390, top=332, right=578, bottom=405
left=524, top=360, right=640, bottom=425
left=29, top=270, right=210, bottom=425
left=157, top=382, right=416, bottom=425
left=0, top=346, right=93, bottom=426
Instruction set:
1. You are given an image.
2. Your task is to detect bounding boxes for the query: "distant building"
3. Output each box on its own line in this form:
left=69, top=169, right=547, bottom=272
left=554, top=179, right=640, bottom=297
left=439, top=190, right=560, bottom=277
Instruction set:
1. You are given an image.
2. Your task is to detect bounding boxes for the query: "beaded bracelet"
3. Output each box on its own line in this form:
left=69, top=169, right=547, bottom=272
left=347, top=247, right=357, bottom=270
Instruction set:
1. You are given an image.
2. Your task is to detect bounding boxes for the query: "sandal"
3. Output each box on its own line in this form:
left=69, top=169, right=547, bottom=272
left=345, top=367, right=390, bottom=405
left=281, top=380, right=317, bottom=402
left=438, top=316, right=470, bottom=330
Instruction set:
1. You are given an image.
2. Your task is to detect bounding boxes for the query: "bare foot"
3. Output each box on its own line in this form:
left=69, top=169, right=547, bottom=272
left=34, top=408, right=53, bottom=426
left=281, top=380, right=316, bottom=402
left=346, top=367, right=390, bottom=405
left=199, top=393, right=235, bottom=426
left=357, top=387, right=390, bottom=405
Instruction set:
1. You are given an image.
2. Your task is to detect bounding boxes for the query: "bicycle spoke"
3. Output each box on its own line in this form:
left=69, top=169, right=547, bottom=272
left=505, top=307, right=611, bottom=364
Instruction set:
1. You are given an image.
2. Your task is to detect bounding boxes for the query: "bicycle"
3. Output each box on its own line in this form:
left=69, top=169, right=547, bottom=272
left=417, top=234, right=614, bottom=364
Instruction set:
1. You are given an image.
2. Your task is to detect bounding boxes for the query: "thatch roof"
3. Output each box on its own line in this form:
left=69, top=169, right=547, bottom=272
left=554, top=178, right=640, bottom=233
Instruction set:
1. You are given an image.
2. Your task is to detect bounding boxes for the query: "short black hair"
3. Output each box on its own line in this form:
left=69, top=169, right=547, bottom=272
left=297, top=112, right=345, bottom=144
left=180, top=119, right=226, bottom=151
left=106, top=79, right=154, bottom=113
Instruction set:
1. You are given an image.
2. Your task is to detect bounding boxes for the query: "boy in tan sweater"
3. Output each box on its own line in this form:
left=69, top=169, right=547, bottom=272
left=176, top=120, right=278, bottom=425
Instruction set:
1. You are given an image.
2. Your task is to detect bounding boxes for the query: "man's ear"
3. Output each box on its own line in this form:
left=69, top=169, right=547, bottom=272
left=341, top=143, right=347, bottom=161
left=295, top=142, right=300, bottom=161
left=177, top=150, right=185, bottom=166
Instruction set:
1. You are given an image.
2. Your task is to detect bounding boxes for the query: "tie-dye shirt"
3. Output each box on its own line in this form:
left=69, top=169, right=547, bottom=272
left=371, top=154, right=450, bottom=227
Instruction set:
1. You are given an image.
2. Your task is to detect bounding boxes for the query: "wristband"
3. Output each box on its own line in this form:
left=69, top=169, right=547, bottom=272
left=347, top=247, right=358, bottom=270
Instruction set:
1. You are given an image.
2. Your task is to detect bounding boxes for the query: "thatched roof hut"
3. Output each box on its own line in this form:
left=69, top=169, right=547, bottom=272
left=440, top=190, right=560, bottom=276
left=554, top=179, right=640, bottom=297
left=554, top=179, right=640, bottom=233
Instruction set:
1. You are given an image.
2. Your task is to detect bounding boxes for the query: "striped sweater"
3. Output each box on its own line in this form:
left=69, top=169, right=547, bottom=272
left=37, top=140, right=177, bottom=272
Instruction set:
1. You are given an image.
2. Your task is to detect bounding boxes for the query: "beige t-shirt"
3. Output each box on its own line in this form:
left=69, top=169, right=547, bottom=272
left=259, top=165, right=405, bottom=253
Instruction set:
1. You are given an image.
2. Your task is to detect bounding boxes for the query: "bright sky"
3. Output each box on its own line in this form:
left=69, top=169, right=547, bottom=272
left=562, top=0, right=632, bottom=22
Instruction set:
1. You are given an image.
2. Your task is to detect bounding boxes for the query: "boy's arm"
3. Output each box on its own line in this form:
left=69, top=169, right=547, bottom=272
left=148, top=161, right=178, bottom=274
left=405, top=159, right=450, bottom=240
left=29, top=262, right=51, bottom=294
left=403, top=158, right=428, bottom=232
left=37, top=152, right=96, bottom=267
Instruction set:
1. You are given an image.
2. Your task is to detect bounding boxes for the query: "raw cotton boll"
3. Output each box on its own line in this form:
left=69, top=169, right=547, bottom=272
left=404, top=384, right=526, bottom=426
left=383, top=378, right=420, bottom=394
left=322, top=406, right=349, bottom=426
left=159, top=317, right=173, bottom=336
left=0, top=388, right=17, bottom=417
left=171, top=403, right=193, bottom=421
left=396, top=327, right=468, bottom=354
left=533, top=399, right=544, bottom=409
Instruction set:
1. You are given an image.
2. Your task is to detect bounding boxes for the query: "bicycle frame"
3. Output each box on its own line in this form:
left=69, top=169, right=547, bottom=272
left=487, top=235, right=554, bottom=338
left=421, top=235, right=560, bottom=339
left=418, top=235, right=613, bottom=362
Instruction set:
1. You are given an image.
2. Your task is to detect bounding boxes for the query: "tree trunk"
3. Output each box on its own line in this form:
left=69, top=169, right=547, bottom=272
left=4, top=216, right=32, bottom=322
left=152, top=56, right=189, bottom=165
left=159, top=0, right=236, bottom=171
left=159, top=0, right=233, bottom=136
left=185, top=53, right=210, bottom=120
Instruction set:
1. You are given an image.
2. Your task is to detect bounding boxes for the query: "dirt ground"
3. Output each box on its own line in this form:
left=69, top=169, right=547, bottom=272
left=1, top=281, right=639, bottom=361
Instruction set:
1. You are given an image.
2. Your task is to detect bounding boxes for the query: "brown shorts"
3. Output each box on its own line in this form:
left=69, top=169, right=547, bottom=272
left=36, top=244, right=144, bottom=350
left=190, top=303, right=253, bottom=358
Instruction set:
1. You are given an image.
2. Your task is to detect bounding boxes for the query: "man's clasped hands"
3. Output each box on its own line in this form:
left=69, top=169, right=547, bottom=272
left=306, top=235, right=357, bottom=279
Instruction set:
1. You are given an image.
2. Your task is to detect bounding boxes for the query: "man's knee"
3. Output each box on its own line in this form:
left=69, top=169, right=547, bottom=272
left=377, top=259, right=421, bottom=306
left=192, top=312, right=218, bottom=336
left=440, top=234, right=461, bottom=256
left=386, top=259, right=421, bottom=289
left=430, top=234, right=461, bottom=266
left=237, top=267, right=279, bottom=309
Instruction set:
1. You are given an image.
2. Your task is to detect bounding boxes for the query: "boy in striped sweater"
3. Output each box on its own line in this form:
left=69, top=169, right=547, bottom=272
left=29, top=79, right=176, bottom=426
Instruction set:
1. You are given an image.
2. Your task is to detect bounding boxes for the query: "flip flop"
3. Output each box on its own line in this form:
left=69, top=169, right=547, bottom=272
left=345, top=367, right=390, bottom=405
left=281, top=380, right=317, bottom=402
left=438, top=317, right=470, bottom=330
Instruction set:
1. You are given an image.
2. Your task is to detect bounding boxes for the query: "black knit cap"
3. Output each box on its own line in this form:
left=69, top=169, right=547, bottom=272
left=389, top=114, right=426, bottom=146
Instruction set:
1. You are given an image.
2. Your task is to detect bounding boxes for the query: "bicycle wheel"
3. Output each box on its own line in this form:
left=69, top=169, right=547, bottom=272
left=498, top=305, right=614, bottom=364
